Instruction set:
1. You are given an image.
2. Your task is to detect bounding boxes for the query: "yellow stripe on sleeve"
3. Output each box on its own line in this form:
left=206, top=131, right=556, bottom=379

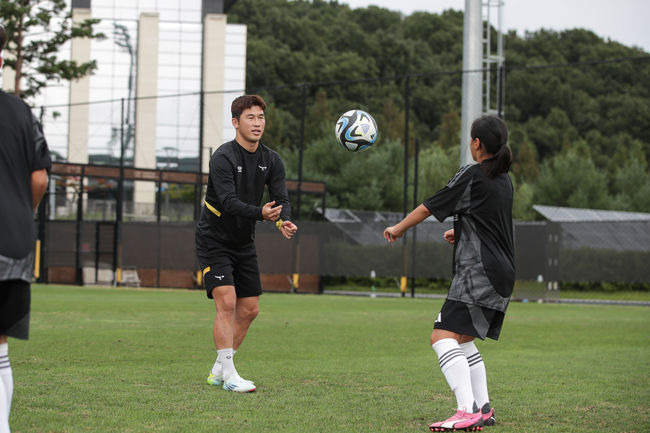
left=204, top=201, right=221, bottom=217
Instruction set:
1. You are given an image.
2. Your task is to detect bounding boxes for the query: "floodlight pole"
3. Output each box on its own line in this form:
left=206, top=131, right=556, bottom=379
left=460, top=0, right=483, bottom=166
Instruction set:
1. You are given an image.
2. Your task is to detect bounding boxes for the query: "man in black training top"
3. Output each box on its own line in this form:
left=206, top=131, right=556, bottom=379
left=196, top=94, right=297, bottom=393
left=0, top=23, right=52, bottom=433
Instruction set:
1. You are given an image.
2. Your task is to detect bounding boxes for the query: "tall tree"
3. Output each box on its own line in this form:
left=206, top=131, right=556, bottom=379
left=0, top=0, right=104, bottom=100
left=377, top=98, right=405, bottom=142
left=435, top=105, right=461, bottom=150
left=534, top=144, right=611, bottom=209
left=227, top=0, right=649, bottom=216
left=512, top=140, right=540, bottom=183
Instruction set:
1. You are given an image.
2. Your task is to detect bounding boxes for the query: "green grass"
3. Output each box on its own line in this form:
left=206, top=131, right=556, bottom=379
left=9, top=284, right=650, bottom=433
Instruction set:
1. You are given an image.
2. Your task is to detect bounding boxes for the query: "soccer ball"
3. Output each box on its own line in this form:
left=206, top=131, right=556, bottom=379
left=335, top=109, right=378, bottom=152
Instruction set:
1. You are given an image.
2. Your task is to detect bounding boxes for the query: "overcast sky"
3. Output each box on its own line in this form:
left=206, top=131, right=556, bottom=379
left=341, top=0, right=650, bottom=53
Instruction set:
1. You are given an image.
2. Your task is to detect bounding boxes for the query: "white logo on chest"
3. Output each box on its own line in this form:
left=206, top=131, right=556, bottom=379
left=237, top=166, right=242, bottom=173
left=258, top=165, right=267, bottom=171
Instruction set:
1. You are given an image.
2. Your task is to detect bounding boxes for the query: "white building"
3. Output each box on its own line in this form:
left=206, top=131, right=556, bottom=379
left=2, top=0, right=246, bottom=211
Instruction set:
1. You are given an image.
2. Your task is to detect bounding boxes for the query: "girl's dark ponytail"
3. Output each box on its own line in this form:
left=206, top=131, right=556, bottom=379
left=485, top=143, right=512, bottom=178
left=471, top=115, right=512, bottom=178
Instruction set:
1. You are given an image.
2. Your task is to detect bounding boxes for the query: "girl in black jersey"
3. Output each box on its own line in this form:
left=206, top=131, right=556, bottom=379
left=384, top=115, right=513, bottom=432
left=0, top=25, right=51, bottom=433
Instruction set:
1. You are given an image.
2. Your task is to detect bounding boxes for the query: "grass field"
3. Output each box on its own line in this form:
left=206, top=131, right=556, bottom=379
left=8, top=284, right=650, bottom=433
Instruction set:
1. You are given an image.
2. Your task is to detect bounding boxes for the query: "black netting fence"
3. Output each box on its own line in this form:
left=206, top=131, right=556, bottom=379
left=556, top=221, right=650, bottom=283
left=33, top=56, right=650, bottom=293
left=39, top=216, right=649, bottom=293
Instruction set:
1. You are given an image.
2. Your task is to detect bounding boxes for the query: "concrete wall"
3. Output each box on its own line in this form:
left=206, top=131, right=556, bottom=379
left=133, top=12, right=160, bottom=209
left=67, top=7, right=93, bottom=164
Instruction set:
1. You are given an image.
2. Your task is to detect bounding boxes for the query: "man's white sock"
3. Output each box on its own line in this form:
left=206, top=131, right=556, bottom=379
left=0, top=342, right=12, bottom=433
left=432, top=338, right=475, bottom=413
left=217, top=348, right=236, bottom=380
left=211, top=349, right=236, bottom=376
left=460, top=341, right=490, bottom=410
left=210, top=357, right=222, bottom=376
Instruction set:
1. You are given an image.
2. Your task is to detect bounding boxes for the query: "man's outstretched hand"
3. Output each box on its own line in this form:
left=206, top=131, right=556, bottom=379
left=279, top=220, right=298, bottom=239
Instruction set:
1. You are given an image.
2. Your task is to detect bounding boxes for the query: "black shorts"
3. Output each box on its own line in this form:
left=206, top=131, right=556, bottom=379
left=199, top=242, right=262, bottom=299
left=434, top=299, right=505, bottom=341
left=0, top=280, right=31, bottom=340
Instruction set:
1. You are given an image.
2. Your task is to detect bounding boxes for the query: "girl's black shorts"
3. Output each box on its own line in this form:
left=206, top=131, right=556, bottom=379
left=0, top=279, right=31, bottom=340
left=434, top=299, right=505, bottom=340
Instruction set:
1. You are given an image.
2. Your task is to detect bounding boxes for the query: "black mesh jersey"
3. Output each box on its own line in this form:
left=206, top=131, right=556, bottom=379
left=423, top=163, right=514, bottom=312
left=0, top=91, right=51, bottom=261
left=196, top=140, right=291, bottom=252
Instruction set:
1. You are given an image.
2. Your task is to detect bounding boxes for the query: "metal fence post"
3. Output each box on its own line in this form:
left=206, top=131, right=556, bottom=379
left=291, top=84, right=308, bottom=292
left=114, top=98, right=126, bottom=286
left=401, top=75, right=411, bottom=297
left=196, top=90, right=205, bottom=221
left=37, top=189, right=47, bottom=283
left=296, top=83, right=307, bottom=220
left=410, top=138, right=419, bottom=297
left=545, top=222, right=561, bottom=292
left=75, top=171, right=84, bottom=285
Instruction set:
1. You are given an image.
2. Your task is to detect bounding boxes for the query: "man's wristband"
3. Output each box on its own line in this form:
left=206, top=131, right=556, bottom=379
left=275, top=219, right=284, bottom=230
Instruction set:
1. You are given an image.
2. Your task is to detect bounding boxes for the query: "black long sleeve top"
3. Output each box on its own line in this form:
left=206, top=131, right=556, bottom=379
left=196, top=140, right=291, bottom=247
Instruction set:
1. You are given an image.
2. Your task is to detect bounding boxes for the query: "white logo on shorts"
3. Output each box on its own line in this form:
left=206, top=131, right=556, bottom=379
left=435, top=312, right=442, bottom=323
left=215, top=275, right=224, bottom=280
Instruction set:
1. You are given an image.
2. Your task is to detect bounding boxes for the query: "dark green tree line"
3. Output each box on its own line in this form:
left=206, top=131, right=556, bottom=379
left=228, top=0, right=650, bottom=219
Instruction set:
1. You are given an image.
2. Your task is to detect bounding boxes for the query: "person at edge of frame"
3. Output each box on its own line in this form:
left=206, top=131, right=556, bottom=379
left=0, top=23, right=52, bottom=433
left=195, top=94, right=298, bottom=393
left=383, top=115, right=514, bottom=432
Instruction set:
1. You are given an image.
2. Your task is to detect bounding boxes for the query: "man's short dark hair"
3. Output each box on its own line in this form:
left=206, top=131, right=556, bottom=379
left=231, top=95, right=266, bottom=120
left=0, top=24, right=6, bottom=52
